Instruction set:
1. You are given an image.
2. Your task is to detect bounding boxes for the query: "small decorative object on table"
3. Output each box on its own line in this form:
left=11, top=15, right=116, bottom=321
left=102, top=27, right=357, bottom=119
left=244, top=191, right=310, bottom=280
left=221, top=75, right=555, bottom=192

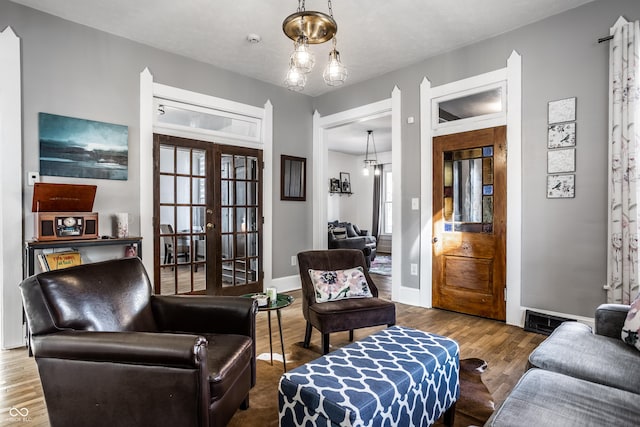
left=266, top=287, right=277, bottom=305
left=251, top=293, right=269, bottom=307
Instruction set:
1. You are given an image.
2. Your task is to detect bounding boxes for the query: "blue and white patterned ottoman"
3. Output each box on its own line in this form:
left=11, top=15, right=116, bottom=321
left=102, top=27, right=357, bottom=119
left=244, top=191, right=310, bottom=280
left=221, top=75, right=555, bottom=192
left=278, top=325, right=460, bottom=427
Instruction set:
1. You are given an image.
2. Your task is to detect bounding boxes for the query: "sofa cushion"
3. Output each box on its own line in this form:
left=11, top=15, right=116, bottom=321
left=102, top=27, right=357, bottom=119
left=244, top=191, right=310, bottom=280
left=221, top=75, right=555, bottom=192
left=621, top=293, right=640, bottom=350
left=486, top=368, right=640, bottom=427
left=308, top=267, right=373, bottom=303
left=342, top=222, right=358, bottom=237
left=331, top=227, right=347, bottom=240
left=528, top=320, right=640, bottom=394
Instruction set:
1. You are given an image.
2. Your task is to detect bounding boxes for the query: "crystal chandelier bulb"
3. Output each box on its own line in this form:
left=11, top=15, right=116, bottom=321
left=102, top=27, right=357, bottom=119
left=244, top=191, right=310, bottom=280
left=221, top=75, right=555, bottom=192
left=363, top=164, right=370, bottom=176
left=374, top=167, right=381, bottom=176
left=323, top=48, right=348, bottom=86
left=284, top=62, right=306, bottom=91
left=291, top=37, right=315, bottom=73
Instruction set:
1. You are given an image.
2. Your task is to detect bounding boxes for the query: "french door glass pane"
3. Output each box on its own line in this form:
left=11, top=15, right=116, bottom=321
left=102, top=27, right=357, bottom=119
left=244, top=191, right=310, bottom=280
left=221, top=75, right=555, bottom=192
left=160, top=175, right=174, bottom=203
left=176, top=176, right=190, bottom=204
left=176, top=148, right=190, bottom=175
left=160, top=146, right=174, bottom=173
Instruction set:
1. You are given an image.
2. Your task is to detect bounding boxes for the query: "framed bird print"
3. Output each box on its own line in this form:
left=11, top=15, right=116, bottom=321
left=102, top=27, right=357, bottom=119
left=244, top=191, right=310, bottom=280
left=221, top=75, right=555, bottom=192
left=547, top=174, right=575, bottom=198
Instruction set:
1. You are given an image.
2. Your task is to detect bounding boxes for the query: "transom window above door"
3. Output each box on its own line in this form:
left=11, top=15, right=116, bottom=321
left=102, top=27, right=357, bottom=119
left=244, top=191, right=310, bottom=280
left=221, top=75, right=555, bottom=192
left=154, top=99, right=261, bottom=143
left=432, top=83, right=506, bottom=132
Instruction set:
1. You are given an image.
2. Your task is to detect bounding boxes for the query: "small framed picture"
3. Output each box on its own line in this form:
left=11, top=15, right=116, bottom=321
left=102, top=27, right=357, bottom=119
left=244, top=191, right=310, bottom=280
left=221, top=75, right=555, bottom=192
left=339, top=172, right=351, bottom=193
left=548, top=97, right=576, bottom=124
left=548, top=148, right=575, bottom=173
left=329, top=178, right=340, bottom=192
left=548, top=122, right=576, bottom=149
left=547, top=174, right=575, bottom=198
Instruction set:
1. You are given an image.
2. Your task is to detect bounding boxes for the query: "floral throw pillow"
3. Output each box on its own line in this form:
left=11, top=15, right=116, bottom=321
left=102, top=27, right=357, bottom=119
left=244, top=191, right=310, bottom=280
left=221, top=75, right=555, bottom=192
left=622, top=293, right=640, bottom=350
left=308, top=267, right=373, bottom=303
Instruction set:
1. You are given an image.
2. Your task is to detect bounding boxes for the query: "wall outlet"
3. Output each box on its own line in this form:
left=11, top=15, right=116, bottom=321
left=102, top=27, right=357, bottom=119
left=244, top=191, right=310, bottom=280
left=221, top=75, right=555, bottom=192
left=291, top=255, right=297, bottom=266
left=411, top=198, right=419, bottom=210
left=27, top=171, right=40, bottom=186
left=410, top=263, right=418, bottom=275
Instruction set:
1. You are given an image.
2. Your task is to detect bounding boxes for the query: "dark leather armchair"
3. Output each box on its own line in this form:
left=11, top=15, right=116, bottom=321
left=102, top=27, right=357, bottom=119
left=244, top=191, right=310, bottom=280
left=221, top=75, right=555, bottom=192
left=19, top=257, right=257, bottom=427
left=297, top=249, right=396, bottom=354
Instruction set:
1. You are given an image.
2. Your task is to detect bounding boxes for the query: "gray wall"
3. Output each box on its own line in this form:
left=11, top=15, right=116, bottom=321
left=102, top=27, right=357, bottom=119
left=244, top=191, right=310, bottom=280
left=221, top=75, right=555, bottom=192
left=0, top=1, right=314, bottom=279
left=313, top=0, right=640, bottom=317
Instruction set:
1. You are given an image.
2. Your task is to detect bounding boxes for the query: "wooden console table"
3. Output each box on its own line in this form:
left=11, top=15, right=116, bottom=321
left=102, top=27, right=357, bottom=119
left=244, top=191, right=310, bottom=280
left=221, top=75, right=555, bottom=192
left=24, top=237, right=143, bottom=278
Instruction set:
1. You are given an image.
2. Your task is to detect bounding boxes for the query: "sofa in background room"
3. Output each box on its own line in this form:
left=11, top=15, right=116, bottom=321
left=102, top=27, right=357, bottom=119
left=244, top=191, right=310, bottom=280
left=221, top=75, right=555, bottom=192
left=327, top=221, right=377, bottom=268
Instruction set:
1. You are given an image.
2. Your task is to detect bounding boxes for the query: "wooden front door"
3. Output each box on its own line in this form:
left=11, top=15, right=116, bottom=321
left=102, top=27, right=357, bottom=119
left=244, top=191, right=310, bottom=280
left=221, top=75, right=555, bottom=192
left=432, top=126, right=506, bottom=321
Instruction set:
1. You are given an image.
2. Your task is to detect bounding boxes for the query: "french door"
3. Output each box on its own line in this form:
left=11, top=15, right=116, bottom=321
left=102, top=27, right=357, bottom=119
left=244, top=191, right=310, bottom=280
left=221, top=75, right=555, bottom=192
left=153, top=134, right=263, bottom=295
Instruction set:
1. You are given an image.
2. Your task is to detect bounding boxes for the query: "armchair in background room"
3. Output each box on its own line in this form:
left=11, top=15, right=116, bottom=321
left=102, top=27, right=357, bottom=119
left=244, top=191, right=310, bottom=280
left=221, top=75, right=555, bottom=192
left=20, top=257, right=257, bottom=427
left=328, top=220, right=377, bottom=268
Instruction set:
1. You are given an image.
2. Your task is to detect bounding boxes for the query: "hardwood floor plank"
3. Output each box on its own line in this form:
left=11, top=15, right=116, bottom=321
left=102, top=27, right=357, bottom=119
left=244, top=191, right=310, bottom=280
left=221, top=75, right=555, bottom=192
left=1, top=273, right=545, bottom=425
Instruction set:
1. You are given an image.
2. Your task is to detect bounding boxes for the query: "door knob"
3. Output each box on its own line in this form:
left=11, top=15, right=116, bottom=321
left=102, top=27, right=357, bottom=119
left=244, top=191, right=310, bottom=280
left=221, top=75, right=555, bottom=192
left=206, top=223, right=214, bottom=229
left=432, top=237, right=438, bottom=243
left=206, top=209, right=213, bottom=215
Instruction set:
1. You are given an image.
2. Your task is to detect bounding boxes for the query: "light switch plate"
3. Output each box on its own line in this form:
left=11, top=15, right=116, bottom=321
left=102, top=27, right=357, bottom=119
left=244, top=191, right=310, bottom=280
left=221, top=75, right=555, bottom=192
left=411, top=197, right=419, bottom=210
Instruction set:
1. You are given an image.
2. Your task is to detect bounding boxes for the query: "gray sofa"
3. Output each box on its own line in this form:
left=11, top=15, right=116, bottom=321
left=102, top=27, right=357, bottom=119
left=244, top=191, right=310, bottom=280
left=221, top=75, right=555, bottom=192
left=327, top=221, right=377, bottom=267
left=486, top=304, right=640, bottom=426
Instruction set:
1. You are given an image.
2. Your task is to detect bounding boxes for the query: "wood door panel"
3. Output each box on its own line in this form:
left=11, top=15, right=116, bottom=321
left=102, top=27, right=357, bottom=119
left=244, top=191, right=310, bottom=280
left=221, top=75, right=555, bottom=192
left=441, top=237, right=495, bottom=258
left=437, top=289, right=503, bottom=319
left=432, top=126, right=506, bottom=321
left=443, top=256, right=493, bottom=292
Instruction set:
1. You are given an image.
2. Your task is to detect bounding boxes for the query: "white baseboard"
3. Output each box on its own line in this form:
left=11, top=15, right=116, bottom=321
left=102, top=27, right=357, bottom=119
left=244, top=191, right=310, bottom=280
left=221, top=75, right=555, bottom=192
left=394, top=285, right=422, bottom=307
left=267, top=274, right=301, bottom=293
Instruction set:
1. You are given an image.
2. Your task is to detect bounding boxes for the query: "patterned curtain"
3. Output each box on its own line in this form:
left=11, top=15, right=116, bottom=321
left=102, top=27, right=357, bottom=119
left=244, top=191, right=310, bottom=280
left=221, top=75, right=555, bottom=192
left=608, top=17, right=640, bottom=304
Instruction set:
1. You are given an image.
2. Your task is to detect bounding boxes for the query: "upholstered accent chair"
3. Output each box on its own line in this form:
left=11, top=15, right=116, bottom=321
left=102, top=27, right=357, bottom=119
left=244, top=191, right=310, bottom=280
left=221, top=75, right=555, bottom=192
left=297, top=249, right=396, bottom=354
left=20, top=257, right=257, bottom=427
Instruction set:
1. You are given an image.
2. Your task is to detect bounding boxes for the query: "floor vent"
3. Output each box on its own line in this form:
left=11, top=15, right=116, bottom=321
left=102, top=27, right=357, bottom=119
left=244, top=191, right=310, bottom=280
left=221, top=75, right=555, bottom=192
left=524, top=310, right=575, bottom=335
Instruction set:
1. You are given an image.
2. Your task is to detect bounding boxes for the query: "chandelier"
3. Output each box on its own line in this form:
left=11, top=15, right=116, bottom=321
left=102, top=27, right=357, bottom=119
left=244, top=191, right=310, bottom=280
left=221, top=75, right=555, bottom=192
left=362, top=130, right=380, bottom=176
left=283, top=0, right=348, bottom=91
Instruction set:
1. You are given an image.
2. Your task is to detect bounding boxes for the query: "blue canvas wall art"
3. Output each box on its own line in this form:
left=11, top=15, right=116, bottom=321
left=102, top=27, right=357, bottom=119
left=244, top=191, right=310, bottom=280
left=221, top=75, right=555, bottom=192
left=39, top=113, right=128, bottom=180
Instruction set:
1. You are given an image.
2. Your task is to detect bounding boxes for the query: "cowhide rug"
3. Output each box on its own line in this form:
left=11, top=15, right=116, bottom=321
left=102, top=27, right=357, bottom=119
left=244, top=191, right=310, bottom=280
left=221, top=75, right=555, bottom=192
left=229, top=343, right=494, bottom=427
left=448, top=357, right=495, bottom=427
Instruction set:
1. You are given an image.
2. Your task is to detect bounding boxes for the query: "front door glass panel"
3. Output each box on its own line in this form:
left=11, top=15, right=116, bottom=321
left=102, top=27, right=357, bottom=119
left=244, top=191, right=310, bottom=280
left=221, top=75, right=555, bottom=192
left=443, top=145, right=494, bottom=233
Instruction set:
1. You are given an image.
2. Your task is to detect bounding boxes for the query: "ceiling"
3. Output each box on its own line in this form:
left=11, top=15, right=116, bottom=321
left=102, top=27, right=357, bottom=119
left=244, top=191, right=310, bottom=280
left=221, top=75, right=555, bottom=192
left=10, top=0, right=595, bottom=154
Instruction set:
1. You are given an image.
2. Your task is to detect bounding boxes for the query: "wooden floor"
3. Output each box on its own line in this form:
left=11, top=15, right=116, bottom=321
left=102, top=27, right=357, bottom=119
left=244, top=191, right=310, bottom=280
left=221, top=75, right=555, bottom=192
left=0, top=273, right=545, bottom=426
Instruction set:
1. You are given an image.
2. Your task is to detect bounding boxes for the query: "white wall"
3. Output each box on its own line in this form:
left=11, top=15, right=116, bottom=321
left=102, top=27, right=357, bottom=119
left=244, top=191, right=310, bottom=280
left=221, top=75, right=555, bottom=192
left=327, top=150, right=391, bottom=232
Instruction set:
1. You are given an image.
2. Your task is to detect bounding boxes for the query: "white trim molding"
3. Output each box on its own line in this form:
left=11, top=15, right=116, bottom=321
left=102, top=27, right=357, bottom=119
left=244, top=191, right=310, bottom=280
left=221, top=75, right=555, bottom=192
left=1, top=27, right=24, bottom=349
left=419, top=51, right=523, bottom=326
left=139, top=70, right=274, bottom=289
left=312, top=89, right=406, bottom=303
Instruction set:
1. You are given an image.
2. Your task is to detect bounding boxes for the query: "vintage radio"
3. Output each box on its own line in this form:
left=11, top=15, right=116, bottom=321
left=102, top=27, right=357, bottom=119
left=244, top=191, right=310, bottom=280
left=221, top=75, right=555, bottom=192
left=32, top=183, right=99, bottom=241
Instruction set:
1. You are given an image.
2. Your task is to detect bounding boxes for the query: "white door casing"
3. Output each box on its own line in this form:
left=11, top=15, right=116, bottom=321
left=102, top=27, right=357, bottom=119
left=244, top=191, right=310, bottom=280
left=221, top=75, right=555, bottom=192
left=420, top=51, right=523, bottom=326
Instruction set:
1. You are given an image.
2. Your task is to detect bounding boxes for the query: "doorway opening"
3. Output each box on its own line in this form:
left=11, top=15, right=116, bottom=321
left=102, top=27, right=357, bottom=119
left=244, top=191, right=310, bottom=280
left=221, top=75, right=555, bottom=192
left=313, top=88, right=404, bottom=302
